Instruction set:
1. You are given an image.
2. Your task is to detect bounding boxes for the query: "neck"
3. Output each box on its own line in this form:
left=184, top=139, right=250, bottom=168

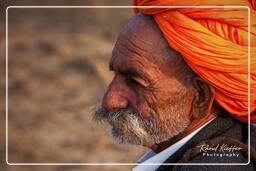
left=144, top=105, right=223, bottom=153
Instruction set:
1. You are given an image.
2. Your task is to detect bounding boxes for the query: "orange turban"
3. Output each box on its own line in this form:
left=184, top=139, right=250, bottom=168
left=133, top=0, right=256, bottom=123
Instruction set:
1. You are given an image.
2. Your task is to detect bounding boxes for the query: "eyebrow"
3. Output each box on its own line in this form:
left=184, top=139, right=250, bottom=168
left=109, top=63, right=137, bottom=75
left=121, top=68, right=140, bottom=77
left=109, top=63, right=143, bottom=79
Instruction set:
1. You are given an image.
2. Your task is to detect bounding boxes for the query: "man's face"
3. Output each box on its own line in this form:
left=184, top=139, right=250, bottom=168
left=92, top=14, right=195, bottom=145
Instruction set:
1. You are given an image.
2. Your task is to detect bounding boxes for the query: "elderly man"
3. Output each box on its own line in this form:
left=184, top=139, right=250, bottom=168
left=93, top=0, right=256, bottom=170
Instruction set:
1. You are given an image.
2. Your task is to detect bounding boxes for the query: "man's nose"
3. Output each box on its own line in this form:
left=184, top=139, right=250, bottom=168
left=102, top=77, right=129, bottom=111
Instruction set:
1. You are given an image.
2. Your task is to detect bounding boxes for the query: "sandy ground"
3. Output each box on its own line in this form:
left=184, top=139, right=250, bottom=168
left=0, top=1, right=147, bottom=171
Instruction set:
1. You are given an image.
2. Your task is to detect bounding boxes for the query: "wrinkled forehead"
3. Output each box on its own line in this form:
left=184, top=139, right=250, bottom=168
left=110, top=13, right=171, bottom=71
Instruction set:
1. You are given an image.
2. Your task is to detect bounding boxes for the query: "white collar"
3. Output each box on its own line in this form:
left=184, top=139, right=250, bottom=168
left=133, top=117, right=216, bottom=171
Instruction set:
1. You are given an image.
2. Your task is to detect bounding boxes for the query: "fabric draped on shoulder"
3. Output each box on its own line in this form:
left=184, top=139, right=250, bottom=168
left=133, top=0, right=256, bottom=123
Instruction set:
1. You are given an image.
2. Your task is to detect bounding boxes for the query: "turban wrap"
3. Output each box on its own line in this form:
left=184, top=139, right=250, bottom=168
left=133, top=0, right=256, bottom=123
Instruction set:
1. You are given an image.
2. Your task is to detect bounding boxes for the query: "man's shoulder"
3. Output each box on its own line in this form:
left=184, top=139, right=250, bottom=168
left=157, top=114, right=256, bottom=171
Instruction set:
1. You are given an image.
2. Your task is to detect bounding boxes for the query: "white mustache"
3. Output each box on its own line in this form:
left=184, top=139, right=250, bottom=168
left=91, top=104, right=151, bottom=145
left=91, top=104, right=136, bottom=122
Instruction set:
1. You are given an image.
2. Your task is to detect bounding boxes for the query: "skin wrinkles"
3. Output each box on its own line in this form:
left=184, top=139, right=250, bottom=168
left=113, top=16, right=194, bottom=89
left=92, top=13, right=222, bottom=152
left=112, top=41, right=175, bottom=93
left=110, top=46, right=152, bottom=91
left=119, top=33, right=148, bottom=57
left=111, top=42, right=172, bottom=117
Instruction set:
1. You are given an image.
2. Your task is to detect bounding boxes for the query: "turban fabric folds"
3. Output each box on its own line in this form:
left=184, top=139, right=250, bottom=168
left=133, top=0, right=256, bottom=123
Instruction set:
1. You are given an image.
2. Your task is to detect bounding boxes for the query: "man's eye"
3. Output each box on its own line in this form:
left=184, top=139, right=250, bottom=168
left=126, top=75, right=150, bottom=88
left=126, top=75, right=140, bottom=85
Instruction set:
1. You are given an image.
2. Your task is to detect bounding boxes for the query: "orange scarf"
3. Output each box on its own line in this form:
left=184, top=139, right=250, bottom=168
left=134, top=0, right=256, bottom=123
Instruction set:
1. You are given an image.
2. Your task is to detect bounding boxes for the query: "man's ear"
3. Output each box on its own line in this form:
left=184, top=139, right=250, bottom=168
left=191, top=77, right=215, bottom=119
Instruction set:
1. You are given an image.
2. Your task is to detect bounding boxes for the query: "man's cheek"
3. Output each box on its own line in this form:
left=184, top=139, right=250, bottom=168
left=134, top=93, right=159, bottom=118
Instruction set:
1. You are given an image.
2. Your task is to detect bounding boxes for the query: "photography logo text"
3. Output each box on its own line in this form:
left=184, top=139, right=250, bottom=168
left=197, top=143, right=243, bottom=158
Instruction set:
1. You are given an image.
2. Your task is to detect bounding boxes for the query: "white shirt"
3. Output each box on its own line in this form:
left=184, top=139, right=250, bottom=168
left=133, top=117, right=216, bottom=171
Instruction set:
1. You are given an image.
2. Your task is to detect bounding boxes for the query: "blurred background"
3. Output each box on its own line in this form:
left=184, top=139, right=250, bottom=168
left=0, top=0, right=147, bottom=171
